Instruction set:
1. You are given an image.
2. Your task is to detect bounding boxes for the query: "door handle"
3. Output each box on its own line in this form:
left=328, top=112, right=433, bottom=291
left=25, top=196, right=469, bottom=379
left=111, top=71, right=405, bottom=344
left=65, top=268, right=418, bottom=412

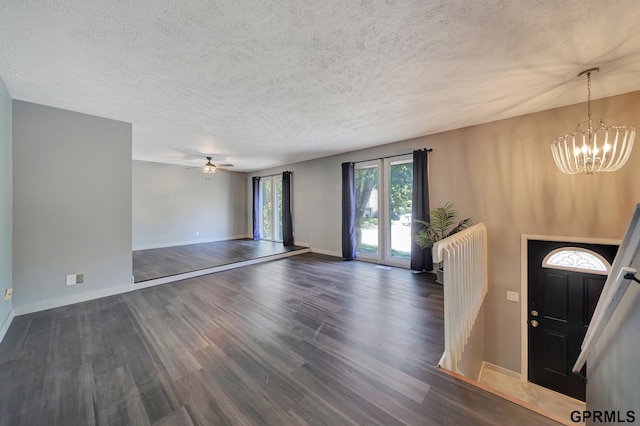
left=530, top=319, right=539, bottom=328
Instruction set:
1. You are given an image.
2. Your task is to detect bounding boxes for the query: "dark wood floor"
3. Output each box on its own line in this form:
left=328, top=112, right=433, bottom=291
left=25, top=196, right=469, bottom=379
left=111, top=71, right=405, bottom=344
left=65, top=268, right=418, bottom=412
left=0, top=254, right=559, bottom=425
left=133, top=239, right=306, bottom=282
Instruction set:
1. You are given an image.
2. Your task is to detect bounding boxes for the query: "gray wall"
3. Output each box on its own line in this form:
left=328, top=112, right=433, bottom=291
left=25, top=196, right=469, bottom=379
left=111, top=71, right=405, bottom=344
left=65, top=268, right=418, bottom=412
left=12, top=101, right=132, bottom=314
left=248, top=90, right=640, bottom=373
left=0, top=78, right=12, bottom=334
left=132, top=160, right=247, bottom=249
left=247, top=161, right=342, bottom=254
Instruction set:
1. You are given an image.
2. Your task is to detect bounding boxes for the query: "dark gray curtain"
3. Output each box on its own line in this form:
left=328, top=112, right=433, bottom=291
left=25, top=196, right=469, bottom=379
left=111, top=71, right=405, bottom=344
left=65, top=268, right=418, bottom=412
left=411, top=149, right=432, bottom=271
left=341, top=162, right=356, bottom=260
left=252, top=176, right=261, bottom=241
left=282, top=171, right=294, bottom=246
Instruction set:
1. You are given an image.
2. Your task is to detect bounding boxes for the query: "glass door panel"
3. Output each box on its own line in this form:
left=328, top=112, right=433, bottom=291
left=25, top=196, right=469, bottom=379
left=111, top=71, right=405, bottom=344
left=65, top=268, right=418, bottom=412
left=260, top=179, right=273, bottom=240
left=274, top=176, right=283, bottom=241
left=388, top=159, right=413, bottom=260
left=355, top=163, right=379, bottom=257
left=259, top=175, right=283, bottom=242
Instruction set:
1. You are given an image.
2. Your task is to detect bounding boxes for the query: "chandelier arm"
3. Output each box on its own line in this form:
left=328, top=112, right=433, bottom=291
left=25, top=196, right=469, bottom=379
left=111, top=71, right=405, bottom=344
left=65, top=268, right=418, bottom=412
left=555, top=141, right=570, bottom=173
left=571, top=132, right=586, bottom=173
left=624, top=130, right=637, bottom=166
left=557, top=138, right=569, bottom=173
left=585, top=133, right=596, bottom=174
left=593, top=127, right=613, bottom=172
left=616, top=129, right=635, bottom=170
left=572, top=135, right=582, bottom=173
left=604, top=129, right=620, bottom=170
left=598, top=129, right=609, bottom=172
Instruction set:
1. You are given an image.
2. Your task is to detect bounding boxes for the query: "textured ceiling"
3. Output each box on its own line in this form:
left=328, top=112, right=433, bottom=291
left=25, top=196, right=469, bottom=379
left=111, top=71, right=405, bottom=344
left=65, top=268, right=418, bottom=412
left=2, top=1, right=640, bottom=171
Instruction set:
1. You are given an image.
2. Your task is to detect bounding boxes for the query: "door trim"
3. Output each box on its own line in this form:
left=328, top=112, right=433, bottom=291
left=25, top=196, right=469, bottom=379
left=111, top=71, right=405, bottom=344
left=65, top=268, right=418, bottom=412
left=519, top=234, right=620, bottom=383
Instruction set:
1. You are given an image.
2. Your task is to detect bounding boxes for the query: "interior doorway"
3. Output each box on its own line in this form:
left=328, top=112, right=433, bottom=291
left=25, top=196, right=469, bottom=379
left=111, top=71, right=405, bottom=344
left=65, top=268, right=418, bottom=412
left=525, top=239, right=617, bottom=401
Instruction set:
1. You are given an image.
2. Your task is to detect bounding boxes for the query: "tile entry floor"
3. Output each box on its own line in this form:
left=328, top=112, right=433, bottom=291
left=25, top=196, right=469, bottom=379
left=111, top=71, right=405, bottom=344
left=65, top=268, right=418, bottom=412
left=479, top=367, right=585, bottom=425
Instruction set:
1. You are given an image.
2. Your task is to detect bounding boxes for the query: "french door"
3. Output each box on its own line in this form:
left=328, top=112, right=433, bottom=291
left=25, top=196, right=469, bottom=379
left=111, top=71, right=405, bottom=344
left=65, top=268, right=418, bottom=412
left=259, top=175, right=283, bottom=241
left=355, top=156, right=413, bottom=266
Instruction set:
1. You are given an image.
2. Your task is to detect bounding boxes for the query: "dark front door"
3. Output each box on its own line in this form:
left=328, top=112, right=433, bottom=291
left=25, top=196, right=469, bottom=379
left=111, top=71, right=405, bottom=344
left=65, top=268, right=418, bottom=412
left=527, top=240, right=617, bottom=401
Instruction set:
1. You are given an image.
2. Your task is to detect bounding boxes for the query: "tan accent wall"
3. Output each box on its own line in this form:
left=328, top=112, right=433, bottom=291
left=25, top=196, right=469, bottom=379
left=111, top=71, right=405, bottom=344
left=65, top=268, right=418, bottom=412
left=426, top=91, right=640, bottom=370
left=249, top=90, right=640, bottom=372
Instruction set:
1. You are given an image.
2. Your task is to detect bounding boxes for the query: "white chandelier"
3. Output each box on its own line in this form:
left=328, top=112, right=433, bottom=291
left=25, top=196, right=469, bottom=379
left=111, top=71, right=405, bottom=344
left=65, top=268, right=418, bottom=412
left=550, top=68, right=635, bottom=175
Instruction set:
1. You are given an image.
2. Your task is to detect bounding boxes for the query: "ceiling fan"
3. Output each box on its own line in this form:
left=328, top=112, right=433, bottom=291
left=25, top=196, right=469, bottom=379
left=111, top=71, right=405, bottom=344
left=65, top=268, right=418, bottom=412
left=202, top=156, right=234, bottom=173
left=187, top=156, right=234, bottom=178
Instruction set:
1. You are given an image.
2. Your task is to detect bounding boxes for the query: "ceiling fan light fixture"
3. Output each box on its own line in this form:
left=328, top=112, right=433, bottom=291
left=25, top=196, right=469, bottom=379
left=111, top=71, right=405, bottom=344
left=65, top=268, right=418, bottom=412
left=202, top=157, right=217, bottom=174
left=550, top=68, right=635, bottom=175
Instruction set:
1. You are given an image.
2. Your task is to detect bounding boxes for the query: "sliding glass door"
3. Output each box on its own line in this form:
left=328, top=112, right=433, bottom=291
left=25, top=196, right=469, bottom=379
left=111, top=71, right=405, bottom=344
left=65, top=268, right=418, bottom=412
left=260, top=175, right=283, bottom=242
left=355, top=156, right=413, bottom=265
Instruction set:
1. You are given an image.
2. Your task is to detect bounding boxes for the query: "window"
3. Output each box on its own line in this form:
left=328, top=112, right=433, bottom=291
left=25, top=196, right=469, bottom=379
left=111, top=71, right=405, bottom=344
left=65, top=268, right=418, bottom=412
left=542, top=247, right=611, bottom=275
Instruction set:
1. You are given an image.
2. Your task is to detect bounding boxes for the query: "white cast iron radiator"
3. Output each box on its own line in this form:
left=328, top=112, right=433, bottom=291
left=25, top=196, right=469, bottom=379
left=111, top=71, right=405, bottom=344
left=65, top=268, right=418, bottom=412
left=432, top=223, right=488, bottom=372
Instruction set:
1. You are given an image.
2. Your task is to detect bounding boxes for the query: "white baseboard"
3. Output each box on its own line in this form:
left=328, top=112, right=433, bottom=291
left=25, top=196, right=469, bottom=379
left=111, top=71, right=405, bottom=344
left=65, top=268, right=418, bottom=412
left=310, top=247, right=342, bottom=258
left=133, top=248, right=311, bottom=290
left=0, top=309, right=14, bottom=344
left=294, top=241, right=310, bottom=248
left=479, top=361, right=522, bottom=381
left=14, top=284, right=133, bottom=316
left=133, top=235, right=250, bottom=251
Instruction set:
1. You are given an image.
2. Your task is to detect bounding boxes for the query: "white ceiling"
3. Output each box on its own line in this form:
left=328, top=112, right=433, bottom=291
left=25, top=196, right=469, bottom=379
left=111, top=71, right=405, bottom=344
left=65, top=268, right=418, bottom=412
left=1, top=1, right=640, bottom=172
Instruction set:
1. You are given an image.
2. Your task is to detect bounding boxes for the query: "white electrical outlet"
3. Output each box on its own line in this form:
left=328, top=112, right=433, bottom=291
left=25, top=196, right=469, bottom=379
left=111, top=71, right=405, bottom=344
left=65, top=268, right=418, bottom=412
left=195, top=230, right=200, bottom=236
left=66, top=274, right=84, bottom=286
left=4, top=288, right=12, bottom=301
left=506, top=291, right=519, bottom=302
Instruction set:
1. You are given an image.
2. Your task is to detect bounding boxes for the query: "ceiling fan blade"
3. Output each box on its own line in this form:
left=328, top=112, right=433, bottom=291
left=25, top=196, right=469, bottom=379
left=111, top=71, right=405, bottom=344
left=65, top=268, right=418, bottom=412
left=214, top=163, right=234, bottom=167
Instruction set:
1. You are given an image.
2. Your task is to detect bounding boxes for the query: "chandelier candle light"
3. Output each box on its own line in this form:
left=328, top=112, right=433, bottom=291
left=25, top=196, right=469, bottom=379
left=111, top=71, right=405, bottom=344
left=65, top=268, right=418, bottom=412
left=550, top=68, right=635, bottom=175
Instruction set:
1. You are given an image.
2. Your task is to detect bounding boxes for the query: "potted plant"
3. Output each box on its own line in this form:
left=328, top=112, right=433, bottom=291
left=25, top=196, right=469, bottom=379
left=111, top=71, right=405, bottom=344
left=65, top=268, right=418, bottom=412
left=415, top=202, right=472, bottom=284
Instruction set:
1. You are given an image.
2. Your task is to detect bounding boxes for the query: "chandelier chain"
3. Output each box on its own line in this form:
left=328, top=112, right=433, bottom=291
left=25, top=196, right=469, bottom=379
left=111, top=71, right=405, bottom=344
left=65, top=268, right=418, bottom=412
left=587, top=71, right=592, bottom=131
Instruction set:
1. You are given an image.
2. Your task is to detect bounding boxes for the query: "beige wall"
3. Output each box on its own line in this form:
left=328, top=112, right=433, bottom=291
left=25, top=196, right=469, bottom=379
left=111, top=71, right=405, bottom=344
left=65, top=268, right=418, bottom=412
left=250, top=90, right=640, bottom=372
left=431, top=91, right=640, bottom=371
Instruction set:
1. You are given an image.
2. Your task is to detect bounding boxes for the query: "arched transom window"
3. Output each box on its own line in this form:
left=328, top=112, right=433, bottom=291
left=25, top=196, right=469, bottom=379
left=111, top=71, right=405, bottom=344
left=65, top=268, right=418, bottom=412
left=542, top=247, right=611, bottom=275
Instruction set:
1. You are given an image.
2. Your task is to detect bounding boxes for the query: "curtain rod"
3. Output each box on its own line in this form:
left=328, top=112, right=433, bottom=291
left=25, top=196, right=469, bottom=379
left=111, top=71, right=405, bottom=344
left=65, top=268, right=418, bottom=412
left=253, top=171, right=291, bottom=179
left=352, top=149, right=432, bottom=165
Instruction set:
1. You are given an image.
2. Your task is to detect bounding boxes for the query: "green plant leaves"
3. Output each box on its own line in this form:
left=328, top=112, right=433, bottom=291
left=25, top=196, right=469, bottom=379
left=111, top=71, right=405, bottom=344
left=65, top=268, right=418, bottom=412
left=414, top=202, right=472, bottom=249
